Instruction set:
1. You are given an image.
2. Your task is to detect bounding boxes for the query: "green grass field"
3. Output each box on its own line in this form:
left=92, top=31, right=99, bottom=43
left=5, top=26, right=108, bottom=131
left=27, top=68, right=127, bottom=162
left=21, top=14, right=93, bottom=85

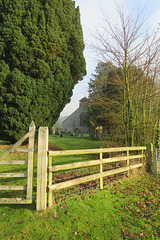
left=0, top=135, right=159, bottom=239
left=48, top=134, right=102, bottom=150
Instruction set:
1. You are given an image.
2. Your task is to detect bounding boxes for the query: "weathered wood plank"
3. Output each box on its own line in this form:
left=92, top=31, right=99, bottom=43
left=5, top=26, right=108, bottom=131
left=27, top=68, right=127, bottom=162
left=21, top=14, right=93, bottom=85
left=0, top=127, right=35, bottom=161
left=130, top=154, right=143, bottom=158
left=26, top=121, right=35, bottom=201
left=0, top=185, right=26, bottom=190
left=100, top=152, right=103, bottom=190
left=0, top=173, right=27, bottom=178
left=130, top=163, right=143, bottom=169
left=0, top=198, right=32, bottom=204
left=0, top=160, right=28, bottom=165
left=36, top=127, right=48, bottom=211
left=49, top=166, right=130, bottom=191
left=48, top=156, right=53, bottom=208
left=14, top=148, right=28, bottom=153
left=49, top=155, right=144, bottom=172
left=49, top=163, right=143, bottom=192
left=14, top=148, right=37, bottom=153
left=127, top=150, right=130, bottom=177
left=48, top=147, right=146, bottom=156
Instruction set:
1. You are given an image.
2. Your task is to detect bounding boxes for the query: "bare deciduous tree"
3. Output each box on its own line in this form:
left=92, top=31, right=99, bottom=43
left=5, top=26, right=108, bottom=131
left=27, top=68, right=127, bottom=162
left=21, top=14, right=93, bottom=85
left=89, top=6, right=160, bottom=146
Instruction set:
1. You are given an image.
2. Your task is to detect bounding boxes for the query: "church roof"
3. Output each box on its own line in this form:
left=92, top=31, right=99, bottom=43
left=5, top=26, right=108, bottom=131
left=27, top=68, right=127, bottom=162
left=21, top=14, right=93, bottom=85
left=79, top=97, right=88, bottom=102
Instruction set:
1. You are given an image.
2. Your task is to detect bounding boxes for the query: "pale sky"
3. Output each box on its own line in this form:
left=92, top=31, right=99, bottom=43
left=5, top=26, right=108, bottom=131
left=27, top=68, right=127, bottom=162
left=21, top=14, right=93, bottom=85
left=60, top=0, right=160, bottom=117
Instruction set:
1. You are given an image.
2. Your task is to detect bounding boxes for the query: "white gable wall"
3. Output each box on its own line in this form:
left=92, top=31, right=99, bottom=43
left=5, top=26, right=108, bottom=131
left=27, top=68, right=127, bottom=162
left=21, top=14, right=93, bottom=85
left=61, top=99, right=89, bottom=133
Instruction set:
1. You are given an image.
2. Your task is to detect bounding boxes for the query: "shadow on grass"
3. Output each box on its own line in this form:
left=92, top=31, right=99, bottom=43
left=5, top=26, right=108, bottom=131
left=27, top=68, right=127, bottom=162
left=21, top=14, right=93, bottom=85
left=0, top=202, right=36, bottom=211
left=0, top=140, right=10, bottom=145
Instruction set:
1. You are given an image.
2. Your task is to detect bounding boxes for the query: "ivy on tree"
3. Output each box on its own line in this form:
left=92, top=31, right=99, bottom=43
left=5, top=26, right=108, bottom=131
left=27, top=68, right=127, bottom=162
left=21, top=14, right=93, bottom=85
left=0, top=0, right=86, bottom=142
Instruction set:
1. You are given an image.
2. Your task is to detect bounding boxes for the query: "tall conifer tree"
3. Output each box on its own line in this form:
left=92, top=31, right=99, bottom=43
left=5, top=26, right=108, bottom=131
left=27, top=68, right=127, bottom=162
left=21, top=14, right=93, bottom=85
left=0, top=0, right=86, bottom=142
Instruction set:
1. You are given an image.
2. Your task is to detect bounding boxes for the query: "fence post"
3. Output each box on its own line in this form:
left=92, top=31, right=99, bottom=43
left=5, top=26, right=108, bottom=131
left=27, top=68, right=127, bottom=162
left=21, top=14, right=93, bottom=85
left=127, top=150, right=130, bottom=177
left=100, top=151, right=103, bottom=190
left=26, top=121, right=36, bottom=201
left=36, top=127, right=48, bottom=211
left=155, top=149, right=158, bottom=174
left=48, top=156, right=53, bottom=208
left=146, top=143, right=154, bottom=173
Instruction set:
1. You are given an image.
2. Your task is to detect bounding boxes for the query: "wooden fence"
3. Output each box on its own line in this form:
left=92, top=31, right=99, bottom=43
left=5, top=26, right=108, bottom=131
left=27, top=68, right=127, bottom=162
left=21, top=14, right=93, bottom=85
left=48, top=147, right=146, bottom=208
left=0, top=125, right=147, bottom=210
left=0, top=121, right=35, bottom=204
left=36, top=127, right=146, bottom=210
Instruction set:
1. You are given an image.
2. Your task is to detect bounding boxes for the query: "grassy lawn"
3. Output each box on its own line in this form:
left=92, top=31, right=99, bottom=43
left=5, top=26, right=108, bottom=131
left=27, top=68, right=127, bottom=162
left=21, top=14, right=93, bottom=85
left=0, top=135, right=159, bottom=239
left=48, top=134, right=101, bottom=150
left=0, top=174, right=159, bottom=240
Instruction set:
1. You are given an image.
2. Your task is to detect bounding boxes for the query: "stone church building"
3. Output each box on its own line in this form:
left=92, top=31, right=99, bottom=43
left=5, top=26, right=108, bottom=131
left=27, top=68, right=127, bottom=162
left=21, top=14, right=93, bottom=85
left=61, top=97, right=89, bottom=133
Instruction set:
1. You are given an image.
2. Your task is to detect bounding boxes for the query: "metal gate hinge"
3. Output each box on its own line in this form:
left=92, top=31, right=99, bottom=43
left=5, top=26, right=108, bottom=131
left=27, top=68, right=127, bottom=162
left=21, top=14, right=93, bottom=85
left=26, top=196, right=35, bottom=200
left=28, top=149, right=38, bottom=152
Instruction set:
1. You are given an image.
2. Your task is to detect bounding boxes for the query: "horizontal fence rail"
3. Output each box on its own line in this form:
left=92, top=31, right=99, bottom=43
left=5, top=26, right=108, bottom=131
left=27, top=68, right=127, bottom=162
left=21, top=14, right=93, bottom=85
left=0, top=198, right=32, bottom=204
left=49, top=155, right=144, bottom=172
left=48, top=146, right=146, bottom=208
left=0, top=173, right=27, bottom=178
left=48, top=146, right=146, bottom=156
left=0, top=160, right=28, bottom=165
left=49, top=164, right=143, bottom=192
left=0, top=152, right=31, bottom=204
left=0, top=186, right=27, bottom=191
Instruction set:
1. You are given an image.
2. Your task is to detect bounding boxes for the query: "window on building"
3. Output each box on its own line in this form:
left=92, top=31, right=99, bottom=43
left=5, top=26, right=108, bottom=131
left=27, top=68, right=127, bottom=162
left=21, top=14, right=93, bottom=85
left=80, top=113, right=84, bottom=126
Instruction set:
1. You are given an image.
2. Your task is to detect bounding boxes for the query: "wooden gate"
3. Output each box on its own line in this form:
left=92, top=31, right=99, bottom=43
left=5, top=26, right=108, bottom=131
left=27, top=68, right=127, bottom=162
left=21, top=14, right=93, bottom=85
left=0, top=121, right=35, bottom=204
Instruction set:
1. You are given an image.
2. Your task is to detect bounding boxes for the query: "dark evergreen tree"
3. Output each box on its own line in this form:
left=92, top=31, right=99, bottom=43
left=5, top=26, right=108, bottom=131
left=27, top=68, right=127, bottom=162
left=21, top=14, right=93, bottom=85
left=88, top=62, right=123, bottom=142
left=0, top=0, right=86, bottom=142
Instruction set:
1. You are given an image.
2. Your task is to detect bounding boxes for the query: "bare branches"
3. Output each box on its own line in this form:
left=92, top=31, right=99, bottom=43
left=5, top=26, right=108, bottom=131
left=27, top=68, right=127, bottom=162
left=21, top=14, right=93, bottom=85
left=88, top=5, right=160, bottom=146
left=90, top=5, right=160, bottom=76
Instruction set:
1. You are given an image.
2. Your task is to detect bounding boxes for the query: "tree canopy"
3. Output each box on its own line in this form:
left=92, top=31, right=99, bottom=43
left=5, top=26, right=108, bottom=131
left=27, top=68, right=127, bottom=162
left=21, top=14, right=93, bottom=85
left=89, top=60, right=160, bottom=147
left=89, top=7, right=160, bottom=147
left=0, top=0, right=86, bottom=142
